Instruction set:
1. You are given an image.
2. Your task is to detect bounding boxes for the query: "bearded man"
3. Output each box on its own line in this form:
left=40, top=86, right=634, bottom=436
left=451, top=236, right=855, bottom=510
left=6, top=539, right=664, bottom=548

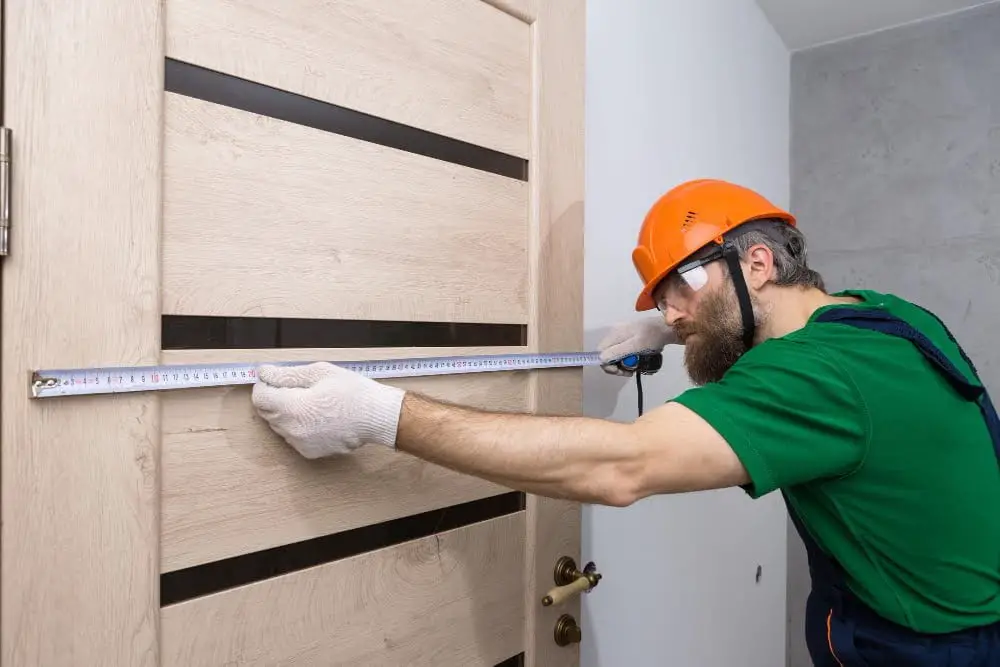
left=251, top=179, right=1000, bottom=666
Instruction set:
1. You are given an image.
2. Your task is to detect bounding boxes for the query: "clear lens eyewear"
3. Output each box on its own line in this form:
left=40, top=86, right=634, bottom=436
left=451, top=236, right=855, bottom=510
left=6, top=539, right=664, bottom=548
left=677, top=263, right=709, bottom=290
left=654, top=248, right=723, bottom=311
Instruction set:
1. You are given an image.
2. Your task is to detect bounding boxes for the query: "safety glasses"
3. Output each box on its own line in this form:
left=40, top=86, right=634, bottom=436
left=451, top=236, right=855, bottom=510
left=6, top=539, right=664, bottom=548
left=654, top=245, right=726, bottom=312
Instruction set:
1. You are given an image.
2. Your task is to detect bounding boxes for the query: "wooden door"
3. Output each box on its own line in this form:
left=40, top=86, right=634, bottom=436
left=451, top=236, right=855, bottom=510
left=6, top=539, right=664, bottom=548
left=1, top=1, right=584, bottom=665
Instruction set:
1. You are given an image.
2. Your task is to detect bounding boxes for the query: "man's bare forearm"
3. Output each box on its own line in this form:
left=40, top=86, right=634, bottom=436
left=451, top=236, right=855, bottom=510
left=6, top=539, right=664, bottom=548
left=394, top=392, right=645, bottom=506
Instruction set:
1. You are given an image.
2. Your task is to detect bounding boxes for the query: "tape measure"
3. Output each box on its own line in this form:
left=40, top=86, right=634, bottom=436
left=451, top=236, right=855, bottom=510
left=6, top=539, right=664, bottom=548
left=29, top=351, right=661, bottom=399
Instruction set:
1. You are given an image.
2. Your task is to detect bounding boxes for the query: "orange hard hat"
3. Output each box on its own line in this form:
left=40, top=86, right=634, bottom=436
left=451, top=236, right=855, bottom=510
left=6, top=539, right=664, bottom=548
left=631, top=178, right=796, bottom=311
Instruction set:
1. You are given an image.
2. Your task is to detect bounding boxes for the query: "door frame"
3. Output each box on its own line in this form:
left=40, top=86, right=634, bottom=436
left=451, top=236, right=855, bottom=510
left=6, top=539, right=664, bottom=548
left=520, top=1, right=587, bottom=664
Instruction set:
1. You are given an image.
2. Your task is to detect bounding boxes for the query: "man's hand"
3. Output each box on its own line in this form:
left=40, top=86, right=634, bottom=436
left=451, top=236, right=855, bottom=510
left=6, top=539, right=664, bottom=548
left=597, top=315, right=679, bottom=376
left=251, top=362, right=405, bottom=458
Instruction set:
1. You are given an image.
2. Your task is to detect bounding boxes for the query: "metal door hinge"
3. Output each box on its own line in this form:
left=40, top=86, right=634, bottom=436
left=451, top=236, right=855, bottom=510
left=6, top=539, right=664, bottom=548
left=0, top=127, right=10, bottom=257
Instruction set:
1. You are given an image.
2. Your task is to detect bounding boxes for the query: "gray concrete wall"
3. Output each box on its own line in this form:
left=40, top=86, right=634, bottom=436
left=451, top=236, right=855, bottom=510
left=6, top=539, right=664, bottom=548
left=787, top=3, right=1000, bottom=664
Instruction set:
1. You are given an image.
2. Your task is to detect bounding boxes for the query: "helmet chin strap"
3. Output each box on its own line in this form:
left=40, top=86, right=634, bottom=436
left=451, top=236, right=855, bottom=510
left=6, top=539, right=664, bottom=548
left=720, top=241, right=756, bottom=351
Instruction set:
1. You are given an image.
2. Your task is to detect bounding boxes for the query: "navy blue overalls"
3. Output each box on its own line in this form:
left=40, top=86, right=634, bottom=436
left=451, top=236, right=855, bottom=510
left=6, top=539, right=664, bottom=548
left=787, top=304, right=1000, bottom=667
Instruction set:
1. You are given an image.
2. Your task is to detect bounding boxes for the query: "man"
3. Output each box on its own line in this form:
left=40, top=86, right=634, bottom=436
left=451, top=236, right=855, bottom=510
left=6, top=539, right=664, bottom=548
left=252, top=178, right=999, bottom=666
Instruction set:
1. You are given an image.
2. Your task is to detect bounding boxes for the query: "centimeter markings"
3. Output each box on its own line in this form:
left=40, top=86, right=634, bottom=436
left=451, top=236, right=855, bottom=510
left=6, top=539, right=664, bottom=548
left=29, top=351, right=605, bottom=398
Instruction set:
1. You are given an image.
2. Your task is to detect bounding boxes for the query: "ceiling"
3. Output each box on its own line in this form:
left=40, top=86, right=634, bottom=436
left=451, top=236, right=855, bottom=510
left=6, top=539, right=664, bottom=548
left=755, top=0, right=998, bottom=50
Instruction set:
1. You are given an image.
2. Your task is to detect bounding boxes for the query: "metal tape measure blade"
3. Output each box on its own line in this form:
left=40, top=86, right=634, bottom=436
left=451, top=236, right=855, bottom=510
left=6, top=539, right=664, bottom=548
left=30, top=351, right=604, bottom=398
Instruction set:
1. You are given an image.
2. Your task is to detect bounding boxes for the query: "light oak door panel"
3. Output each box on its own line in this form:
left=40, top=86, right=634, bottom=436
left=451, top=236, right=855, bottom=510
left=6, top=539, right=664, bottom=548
left=161, top=346, right=528, bottom=572
left=2, top=0, right=584, bottom=665
left=161, top=513, right=526, bottom=667
left=163, top=93, right=529, bottom=324
left=166, top=0, right=531, bottom=157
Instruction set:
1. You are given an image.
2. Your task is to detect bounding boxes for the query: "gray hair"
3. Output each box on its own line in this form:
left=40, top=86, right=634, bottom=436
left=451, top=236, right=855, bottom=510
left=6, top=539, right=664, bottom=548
left=723, top=218, right=825, bottom=291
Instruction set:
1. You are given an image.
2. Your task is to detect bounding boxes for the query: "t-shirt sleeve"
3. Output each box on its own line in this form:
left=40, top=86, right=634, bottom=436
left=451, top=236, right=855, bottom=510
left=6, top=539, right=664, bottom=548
left=670, top=339, right=870, bottom=498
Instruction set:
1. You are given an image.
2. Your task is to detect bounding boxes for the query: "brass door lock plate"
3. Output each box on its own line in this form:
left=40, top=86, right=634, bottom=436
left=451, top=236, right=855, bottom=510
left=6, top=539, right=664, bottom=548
left=554, top=613, right=582, bottom=647
left=541, top=556, right=601, bottom=606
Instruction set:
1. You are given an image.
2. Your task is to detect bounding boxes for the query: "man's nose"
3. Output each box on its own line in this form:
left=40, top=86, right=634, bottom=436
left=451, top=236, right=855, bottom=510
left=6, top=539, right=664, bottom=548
left=663, top=304, right=684, bottom=327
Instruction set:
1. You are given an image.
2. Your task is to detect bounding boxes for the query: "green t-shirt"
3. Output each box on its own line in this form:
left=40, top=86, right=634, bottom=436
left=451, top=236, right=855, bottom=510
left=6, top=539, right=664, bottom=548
left=672, top=289, right=1000, bottom=634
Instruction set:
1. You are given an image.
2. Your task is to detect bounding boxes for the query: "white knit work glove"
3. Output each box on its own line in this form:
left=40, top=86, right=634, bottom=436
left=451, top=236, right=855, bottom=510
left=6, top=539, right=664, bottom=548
left=251, top=362, right=406, bottom=458
left=597, top=316, right=679, bottom=376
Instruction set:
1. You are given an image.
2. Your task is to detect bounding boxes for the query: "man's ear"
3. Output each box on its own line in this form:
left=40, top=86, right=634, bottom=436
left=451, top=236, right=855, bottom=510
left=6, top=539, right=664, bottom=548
left=744, top=244, right=775, bottom=290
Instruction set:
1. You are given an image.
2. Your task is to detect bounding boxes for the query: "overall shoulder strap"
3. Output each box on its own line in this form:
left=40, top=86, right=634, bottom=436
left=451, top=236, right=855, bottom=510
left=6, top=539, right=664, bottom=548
left=786, top=303, right=1000, bottom=609
left=815, top=307, right=983, bottom=398
left=814, top=305, right=1000, bottom=464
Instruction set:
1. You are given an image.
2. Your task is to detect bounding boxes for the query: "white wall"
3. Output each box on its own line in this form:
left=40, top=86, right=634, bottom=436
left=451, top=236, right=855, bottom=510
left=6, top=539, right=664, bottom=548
left=580, top=1, right=791, bottom=665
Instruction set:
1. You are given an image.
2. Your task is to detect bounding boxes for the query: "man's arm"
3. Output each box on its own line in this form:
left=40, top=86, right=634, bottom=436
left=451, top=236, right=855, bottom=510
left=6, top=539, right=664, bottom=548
left=395, top=391, right=750, bottom=506
left=251, top=361, right=750, bottom=506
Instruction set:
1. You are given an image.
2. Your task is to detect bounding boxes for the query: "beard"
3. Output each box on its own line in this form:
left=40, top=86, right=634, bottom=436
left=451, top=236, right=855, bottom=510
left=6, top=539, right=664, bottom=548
left=676, top=284, right=764, bottom=386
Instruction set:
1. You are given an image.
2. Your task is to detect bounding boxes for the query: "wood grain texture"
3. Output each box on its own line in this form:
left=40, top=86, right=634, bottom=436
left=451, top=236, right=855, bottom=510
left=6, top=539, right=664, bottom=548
left=523, top=3, right=586, bottom=666
left=0, top=1, right=163, bottom=664
left=480, top=0, right=537, bottom=23
left=161, top=512, right=526, bottom=666
left=161, top=347, right=529, bottom=571
left=163, top=93, right=529, bottom=324
left=166, top=0, right=530, bottom=157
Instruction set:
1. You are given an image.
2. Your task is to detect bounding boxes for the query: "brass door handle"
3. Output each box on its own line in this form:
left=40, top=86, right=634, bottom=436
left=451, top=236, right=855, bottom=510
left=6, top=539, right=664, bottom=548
left=541, top=556, right=601, bottom=606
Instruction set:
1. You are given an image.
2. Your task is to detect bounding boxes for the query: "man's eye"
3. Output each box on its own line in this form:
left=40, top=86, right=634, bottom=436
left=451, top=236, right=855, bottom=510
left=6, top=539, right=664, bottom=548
left=679, top=265, right=709, bottom=291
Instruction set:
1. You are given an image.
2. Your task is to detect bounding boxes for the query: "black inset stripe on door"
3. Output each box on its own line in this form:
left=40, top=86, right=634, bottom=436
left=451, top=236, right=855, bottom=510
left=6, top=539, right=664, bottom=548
left=495, top=654, right=525, bottom=667
left=164, top=58, right=528, bottom=181
left=160, top=491, right=525, bottom=606
left=161, top=315, right=527, bottom=349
